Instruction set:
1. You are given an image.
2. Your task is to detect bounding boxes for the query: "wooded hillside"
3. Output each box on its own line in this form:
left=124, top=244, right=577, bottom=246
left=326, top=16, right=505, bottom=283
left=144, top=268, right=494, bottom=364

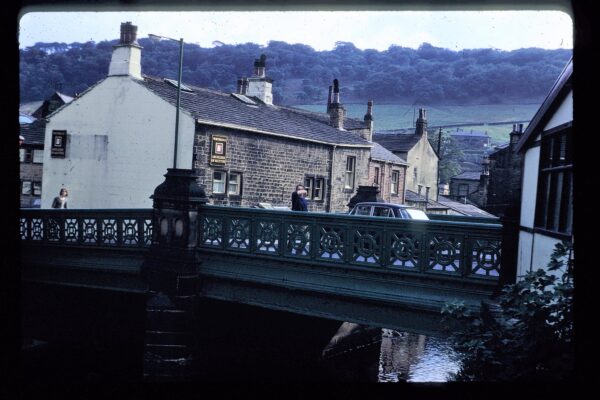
left=20, top=40, right=571, bottom=106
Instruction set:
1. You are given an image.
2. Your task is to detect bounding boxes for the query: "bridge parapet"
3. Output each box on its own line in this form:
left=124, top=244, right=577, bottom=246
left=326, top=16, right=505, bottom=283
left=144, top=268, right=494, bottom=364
left=198, top=206, right=504, bottom=282
left=19, top=208, right=153, bottom=248
left=19, top=206, right=504, bottom=283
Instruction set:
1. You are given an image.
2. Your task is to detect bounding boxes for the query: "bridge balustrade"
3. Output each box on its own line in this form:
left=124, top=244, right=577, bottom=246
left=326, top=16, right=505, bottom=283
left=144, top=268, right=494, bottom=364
left=198, top=206, right=502, bottom=281
left=20, top=207, right=503, bottom=282
left=19, top=209, right=153, bottom=248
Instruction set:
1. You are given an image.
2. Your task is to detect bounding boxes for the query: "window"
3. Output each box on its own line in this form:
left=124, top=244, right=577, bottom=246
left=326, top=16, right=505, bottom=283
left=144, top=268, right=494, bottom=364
left=345, top=156, right=356, bottom=189
left=391, top=170, right=399, bottom=194
left=228, top=173, right=241, bottom=195
left=32, top=182, right=42, bottom=196
left=304, top=177, right=314, bottom=198
left=535, top=127, right=573, bottom=235
left=354, top=205, right=371, bottom=216
left=374, top=167, right=380, bottom=185
left=314, top=178, right=324, bottom=201
left=212, top=171, right=226, bottom=194
left=33, top=149, right=44, bottom=164
left=373, top=206, right=392, bottom=217
left=21, top=181, right=31, bottom=195
left=304, top=177, right=325, bottom=200
left=213, top=171, right=242, bottom=196
left=21, top=148, right=32, bottom=163
left=458, top=184, right=469, bottom=196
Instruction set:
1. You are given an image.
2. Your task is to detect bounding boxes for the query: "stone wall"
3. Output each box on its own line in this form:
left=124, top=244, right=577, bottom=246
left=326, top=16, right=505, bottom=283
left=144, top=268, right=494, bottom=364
left=193, top=124, right=370, bottom=212
left=20, top=147, right=44, bottom=207
left=368, top=161, right=406, bottom=204
left=486, top=146, right=523, bottom=218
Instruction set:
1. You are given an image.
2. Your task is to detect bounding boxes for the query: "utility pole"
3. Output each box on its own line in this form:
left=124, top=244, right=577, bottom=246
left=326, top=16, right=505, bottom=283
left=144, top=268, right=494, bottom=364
left=436, top=127, right=442, bottom=200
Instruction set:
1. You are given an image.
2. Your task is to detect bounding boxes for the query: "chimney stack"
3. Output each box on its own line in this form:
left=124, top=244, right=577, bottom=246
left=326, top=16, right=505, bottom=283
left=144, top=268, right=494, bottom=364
left=509, top=123, right=524, bottom=150
left=415, top=108, right=428, bottom=137
left=363, top=100, right=374, bottom=140
left=245, top=54, right=273, bottom=104
left=425, top=186, right=430, bottom=203
left=108, top=21, right=143, bottom=80
left=329, top=79, right=345, bottom=130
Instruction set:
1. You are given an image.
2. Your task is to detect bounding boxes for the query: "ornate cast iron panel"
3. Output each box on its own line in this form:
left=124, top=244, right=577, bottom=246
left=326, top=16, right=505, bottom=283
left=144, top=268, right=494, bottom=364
left=201, top=216, right=223, bottom=247
left=318, top=225, right=346, bottom=262
left=228, top=218, right=251, bottom=251
left=285, top=223, right=311, bottom=258
left=256, top=220, right=280, bottom=254
left=427, top=234, right=463, bottom=275
left=470, top=239, right=501, bottom=277
left=389, top=232, right=421, bottom=269
left=351, top=228, right=382, bottom=266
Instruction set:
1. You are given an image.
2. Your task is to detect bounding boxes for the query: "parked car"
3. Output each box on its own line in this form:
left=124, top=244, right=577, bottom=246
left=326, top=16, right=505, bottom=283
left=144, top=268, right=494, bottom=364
left=348, top=202, right=429, bottom=220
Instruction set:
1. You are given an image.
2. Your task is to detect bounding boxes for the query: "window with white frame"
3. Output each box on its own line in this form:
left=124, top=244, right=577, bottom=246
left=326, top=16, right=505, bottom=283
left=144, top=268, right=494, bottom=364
left=33, top=149, right=44, bottom=164
left=304, top=177, right=314, bottom=198
left=374, top=166, right=380, bottom=185
left=32, top=182, right=42, bottom=196
left=344, top=156, right=356, bottom=189
left=19, top=148, right=25, bottom=162
left=391, top=170, right=399, bottom=194
left=212, top=171, right=226, bottom=194
left=228, top=173, right=241, bottom=195
left=314, top=178, right=324, bottom=200
left=21, top=181, right=32, bottom=195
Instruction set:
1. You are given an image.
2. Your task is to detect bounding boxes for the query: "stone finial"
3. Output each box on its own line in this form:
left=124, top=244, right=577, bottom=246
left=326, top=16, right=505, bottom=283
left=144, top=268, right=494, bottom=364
left=364, top=100, right=374, bottom=122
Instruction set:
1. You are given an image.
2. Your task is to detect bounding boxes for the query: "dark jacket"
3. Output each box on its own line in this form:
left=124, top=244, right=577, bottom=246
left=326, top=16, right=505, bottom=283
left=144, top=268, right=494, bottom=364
left=291, top=191, right=308, bottom=211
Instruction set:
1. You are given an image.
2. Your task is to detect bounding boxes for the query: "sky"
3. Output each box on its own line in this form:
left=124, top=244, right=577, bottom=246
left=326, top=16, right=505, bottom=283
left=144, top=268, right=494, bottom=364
left=18, top=10, right=573, bottom=52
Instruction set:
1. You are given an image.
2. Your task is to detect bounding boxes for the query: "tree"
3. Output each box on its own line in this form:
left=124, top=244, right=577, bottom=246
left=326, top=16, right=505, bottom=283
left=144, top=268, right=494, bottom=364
left=441, top=241, right=574, bottom=381
left=428, top=130, right=463, bottom=184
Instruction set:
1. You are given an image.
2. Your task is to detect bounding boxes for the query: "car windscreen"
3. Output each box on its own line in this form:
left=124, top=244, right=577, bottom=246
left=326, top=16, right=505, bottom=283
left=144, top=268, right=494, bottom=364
left=405, top=209, right=429, bottom=220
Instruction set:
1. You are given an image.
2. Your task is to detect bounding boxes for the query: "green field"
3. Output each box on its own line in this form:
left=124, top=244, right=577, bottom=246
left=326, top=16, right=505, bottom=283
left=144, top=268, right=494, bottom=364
left=296, top=103, right=541, bottom=144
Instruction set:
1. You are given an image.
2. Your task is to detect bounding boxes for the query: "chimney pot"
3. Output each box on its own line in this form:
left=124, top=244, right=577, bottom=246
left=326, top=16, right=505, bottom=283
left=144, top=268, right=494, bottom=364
left=120, top=21, right=138, bottom=45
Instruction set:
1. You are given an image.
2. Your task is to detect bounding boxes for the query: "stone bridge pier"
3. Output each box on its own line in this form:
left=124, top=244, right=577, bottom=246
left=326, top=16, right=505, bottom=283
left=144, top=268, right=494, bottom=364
left=142, top=168, right=207, bottom=380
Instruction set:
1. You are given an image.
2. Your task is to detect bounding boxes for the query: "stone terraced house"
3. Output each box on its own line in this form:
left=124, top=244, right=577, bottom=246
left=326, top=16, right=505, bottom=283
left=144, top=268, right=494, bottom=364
left=40, top=22, right=408, bottom=212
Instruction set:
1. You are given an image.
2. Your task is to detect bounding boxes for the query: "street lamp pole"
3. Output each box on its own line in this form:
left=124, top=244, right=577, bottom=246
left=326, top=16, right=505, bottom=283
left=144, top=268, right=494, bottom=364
left=149, top=34, right=184, bottom=169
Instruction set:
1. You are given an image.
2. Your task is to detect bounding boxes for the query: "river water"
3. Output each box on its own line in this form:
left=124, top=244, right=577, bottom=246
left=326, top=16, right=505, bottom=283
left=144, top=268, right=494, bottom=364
left=21, top=285, right=461, bottom=383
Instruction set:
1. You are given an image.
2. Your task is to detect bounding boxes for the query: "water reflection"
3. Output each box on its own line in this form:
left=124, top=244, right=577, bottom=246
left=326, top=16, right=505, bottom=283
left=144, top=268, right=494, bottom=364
left=378, top=329, right=460, bottom=382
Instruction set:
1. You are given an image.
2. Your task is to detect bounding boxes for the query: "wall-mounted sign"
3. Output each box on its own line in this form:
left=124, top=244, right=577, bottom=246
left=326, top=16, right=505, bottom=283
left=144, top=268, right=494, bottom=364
left=210, top=135, right=227, bottom=166
left=51, top=130, right=67, bottom=158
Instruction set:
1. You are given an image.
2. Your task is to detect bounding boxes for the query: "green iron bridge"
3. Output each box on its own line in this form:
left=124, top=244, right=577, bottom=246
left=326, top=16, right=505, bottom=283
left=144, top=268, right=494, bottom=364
left=19, top=169, right=514, bottom=379
left=20, top=205, right=505, bottom=333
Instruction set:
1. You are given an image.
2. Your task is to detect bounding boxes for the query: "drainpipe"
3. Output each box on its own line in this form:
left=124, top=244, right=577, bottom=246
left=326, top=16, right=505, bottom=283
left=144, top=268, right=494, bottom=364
left=327, top=145, right=336, bottom=213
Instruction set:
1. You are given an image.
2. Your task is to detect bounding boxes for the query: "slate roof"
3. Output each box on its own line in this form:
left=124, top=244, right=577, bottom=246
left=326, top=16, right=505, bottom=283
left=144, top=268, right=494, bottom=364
left=437, top=195, right=496, bottom=218
left=372, top=132, right=421, bottom=153
left=137, top=76, right=371, bottom=147
left=451, top=171, right=482, bottom=181
left=20, top=120, right=46, bottom=145
left=405, top=190, right=449, bottom=210
left=370, top=142, right=408, bottom=165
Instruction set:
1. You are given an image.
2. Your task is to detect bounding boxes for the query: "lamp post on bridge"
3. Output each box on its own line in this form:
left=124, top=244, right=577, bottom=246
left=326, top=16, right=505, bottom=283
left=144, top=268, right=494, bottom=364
left=144, top=33, right=206, bottom=381
left=148, top=33, right=184, bottom=169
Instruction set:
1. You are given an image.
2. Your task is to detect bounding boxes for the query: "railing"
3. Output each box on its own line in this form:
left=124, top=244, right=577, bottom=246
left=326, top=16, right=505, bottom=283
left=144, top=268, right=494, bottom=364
left=199, top=206, right=503, bottom=281
left=20, top=207, right=504, bottom=282
left=19, top=209, right=153, bottom=248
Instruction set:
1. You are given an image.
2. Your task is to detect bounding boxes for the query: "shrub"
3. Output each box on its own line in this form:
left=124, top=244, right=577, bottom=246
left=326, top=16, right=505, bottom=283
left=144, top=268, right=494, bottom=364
left=441, top=241, right=574, bottom=381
